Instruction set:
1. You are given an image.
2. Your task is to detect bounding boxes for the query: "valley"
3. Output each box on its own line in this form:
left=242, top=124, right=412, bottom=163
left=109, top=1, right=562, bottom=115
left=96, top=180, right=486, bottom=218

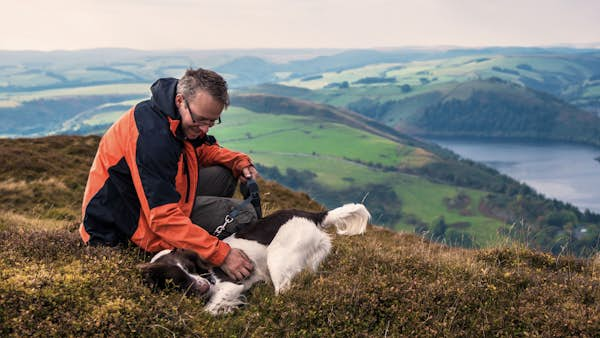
left=1, top=47, right=599, bottom=255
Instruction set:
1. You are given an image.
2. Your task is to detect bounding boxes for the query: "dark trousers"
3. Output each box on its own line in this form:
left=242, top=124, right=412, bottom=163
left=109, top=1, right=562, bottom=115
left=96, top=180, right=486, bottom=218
left=190, top=166, right=257, bottom=236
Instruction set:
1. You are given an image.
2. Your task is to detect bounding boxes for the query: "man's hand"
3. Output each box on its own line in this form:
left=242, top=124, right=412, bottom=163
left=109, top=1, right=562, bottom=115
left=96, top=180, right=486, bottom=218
left=239, top=165, right=259, bottom=183
left=220, top=248, right=254, bottom=281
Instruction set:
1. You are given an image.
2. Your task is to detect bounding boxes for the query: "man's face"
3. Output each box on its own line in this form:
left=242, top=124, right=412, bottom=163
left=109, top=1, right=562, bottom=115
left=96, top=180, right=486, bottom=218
left=176, top=90, right=224, bottom=140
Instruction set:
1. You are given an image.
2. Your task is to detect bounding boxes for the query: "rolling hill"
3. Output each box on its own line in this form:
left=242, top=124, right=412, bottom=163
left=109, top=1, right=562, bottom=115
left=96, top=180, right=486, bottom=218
left=0, top=135, right=598, bottom=336
left=2, top=48, right=598, bottom=138
left=243, top=77, right=600, bottom=146
left=274, top=51, right=600, bottom=114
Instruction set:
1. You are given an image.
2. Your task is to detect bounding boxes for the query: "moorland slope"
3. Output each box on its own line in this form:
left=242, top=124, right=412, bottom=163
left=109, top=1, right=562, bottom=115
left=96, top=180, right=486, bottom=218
left=0, top=136, right=598, bottom=336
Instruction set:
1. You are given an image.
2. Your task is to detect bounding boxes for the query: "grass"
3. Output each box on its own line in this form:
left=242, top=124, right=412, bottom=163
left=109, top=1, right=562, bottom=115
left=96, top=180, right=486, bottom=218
left=243, top=152, right=382, bottom=189
left=0, top=135, right=599, bottom=336
left=242, top=150, right=505, bottom=244
left=394, top=175, right=504, bottom=245
left=214, top=107, right=417, bottom=168
left=2, top=209, right=599, bottom=336
left=78, top=99, right=141, bottom=126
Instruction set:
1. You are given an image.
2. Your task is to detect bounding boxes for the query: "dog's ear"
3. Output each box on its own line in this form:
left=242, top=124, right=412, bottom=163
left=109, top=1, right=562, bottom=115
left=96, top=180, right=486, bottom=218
left=138, top=262, right=172, bottom=289
left=138, top=261, right=209, bottom=296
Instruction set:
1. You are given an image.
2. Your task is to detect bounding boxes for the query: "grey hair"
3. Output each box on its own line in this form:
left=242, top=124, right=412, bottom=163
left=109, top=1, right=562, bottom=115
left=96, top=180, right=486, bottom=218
left=176, top=68, right=230, bottom=107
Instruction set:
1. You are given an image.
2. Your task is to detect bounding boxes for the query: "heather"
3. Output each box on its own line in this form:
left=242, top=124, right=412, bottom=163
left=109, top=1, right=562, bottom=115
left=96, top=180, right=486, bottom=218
left=0, top=136, right=598, bottom=336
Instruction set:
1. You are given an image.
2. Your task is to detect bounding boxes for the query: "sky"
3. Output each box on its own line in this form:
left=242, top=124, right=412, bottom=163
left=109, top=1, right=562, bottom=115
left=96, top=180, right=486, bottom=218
left=1, top=0, right=598, bottom=51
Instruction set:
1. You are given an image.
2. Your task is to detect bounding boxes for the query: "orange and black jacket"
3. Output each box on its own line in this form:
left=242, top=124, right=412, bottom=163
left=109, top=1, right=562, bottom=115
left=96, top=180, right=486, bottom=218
left=80, top=78, right=252, bottom=266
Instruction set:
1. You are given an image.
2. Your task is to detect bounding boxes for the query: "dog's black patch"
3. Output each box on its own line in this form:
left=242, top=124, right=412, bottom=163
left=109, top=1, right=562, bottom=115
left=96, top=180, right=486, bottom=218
left=170, top=248, right=211, bottom=274
left=140, top=249, right=212, bottom=295
left=235, top=209, right=328, bottom=245
left=140, top=262, right=206, bottom=294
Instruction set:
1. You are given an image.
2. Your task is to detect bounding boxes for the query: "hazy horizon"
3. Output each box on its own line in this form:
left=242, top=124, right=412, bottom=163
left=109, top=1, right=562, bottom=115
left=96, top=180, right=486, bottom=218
left=1, top=0, right=598, bottom=51
left=1, top=44, right=599, bottom=53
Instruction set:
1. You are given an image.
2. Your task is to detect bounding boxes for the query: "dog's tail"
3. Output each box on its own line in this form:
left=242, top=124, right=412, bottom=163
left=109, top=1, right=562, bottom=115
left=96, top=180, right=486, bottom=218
left=321, top=203, right=370, bottom=235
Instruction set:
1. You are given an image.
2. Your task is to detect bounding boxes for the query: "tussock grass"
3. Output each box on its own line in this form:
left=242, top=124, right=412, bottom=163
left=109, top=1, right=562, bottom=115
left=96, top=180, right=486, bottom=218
left=1, top=136, right=599, bottom=336
left=2, top=224, right=599, bottom=336
left=0, top=210, right=70, bottom=231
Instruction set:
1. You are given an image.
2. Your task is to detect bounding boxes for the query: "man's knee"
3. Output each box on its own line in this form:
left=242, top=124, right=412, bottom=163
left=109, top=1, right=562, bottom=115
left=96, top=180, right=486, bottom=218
left=190, top=196, right=257, bottom=237
left=197, top=166, right=237, bottom=197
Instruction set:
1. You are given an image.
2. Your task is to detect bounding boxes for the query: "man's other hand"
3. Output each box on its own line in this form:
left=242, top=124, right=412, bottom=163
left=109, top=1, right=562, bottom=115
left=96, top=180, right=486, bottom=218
left=221, top=248, right=254, bottom=281
left=239, top=165, right=259, bottom=183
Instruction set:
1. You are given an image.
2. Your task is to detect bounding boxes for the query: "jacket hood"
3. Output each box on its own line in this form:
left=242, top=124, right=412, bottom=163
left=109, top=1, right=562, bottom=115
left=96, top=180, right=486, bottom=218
left=150, top=78, right=180, bottom=120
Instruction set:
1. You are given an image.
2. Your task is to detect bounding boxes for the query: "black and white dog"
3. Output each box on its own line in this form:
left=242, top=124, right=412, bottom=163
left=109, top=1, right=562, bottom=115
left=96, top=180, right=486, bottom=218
left=140, top=203, right=370, bottom=314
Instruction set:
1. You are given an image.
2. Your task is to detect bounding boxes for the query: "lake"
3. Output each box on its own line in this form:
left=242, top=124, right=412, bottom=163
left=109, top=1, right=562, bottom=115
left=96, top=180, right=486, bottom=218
left=426, top=137, right=600, bottom=213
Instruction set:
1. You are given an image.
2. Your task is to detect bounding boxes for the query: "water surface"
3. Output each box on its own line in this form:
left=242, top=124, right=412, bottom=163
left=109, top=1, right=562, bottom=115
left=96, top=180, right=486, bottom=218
left=426, top=137, right=600, bottom=213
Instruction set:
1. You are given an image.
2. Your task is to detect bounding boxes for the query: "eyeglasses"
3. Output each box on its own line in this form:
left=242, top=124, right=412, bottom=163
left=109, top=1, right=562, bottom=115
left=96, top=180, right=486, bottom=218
left=184, top=98, right=222, bottom=127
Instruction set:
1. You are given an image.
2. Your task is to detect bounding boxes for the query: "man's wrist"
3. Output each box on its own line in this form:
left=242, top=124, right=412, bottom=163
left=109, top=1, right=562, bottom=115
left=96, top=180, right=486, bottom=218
left=210, top=240, right=231, bottom=267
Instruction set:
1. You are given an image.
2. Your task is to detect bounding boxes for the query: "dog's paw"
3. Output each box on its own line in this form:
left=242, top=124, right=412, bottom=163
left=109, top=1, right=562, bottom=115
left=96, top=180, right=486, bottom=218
left=204, top=288, right=246, bottom=315
left=204, top=302, right=238, bottom=315
left=273, top=278, right=292, bottom=295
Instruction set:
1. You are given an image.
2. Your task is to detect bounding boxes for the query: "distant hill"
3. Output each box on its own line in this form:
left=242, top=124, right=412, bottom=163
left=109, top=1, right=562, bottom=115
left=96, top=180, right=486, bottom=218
left=339, top=78, right=600, bottom=146
left=1, top=47, right=598, bottom=137
left=231, top=93, right=426, bottom=148
left=272, top=50, right=600, bottom=114
left=238, top=55, right=600, bottom=145
left=0, top=135, right=598, bottom=336
left=415, top=79, right=600, bottom=144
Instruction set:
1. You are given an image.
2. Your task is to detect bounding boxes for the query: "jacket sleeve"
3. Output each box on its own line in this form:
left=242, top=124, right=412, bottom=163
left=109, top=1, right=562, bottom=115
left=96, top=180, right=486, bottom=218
left=127, top=120, right=230, bottom=266
left=146, top=203, right=230, bottom=266
left=196, top=142, right=253, bottom=177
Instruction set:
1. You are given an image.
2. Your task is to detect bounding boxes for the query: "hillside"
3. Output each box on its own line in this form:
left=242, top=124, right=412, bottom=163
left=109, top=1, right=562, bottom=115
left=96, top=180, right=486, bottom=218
left=412, top=79, right=600, bottom=145
left=1, top=136, right=599, bottom=336
left=246, top=77, right=600, bottom=147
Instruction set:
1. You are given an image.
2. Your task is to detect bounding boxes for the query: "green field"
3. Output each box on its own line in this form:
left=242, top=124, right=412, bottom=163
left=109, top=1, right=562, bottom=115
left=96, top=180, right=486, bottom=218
left=393, top=174, right=502, bottom=245
left=281, top=54, right=597, bottom=95
left=215, top=107, right=430, bottom=168
left=282, top=63, right=401, bottom=89
left=213, top=106, right=506, bottom=246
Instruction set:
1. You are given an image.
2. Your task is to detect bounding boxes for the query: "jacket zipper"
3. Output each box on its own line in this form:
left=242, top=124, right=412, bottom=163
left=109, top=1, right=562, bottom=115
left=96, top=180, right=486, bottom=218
left=183, top=151, right=191, bottom=203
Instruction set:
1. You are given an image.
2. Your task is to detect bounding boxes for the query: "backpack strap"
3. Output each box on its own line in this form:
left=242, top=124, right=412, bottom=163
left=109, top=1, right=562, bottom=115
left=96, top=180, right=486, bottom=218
left=213, top=179, right=261, bottom=239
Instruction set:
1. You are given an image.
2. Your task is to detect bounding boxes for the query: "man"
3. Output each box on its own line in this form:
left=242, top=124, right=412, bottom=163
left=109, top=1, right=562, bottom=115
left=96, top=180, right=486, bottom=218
left=80, top=68, right=256, bottom=281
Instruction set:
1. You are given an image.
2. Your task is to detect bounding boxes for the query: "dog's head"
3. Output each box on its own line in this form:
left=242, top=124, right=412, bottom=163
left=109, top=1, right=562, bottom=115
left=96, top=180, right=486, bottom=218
left=139, top=248, right=212, bottom=296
